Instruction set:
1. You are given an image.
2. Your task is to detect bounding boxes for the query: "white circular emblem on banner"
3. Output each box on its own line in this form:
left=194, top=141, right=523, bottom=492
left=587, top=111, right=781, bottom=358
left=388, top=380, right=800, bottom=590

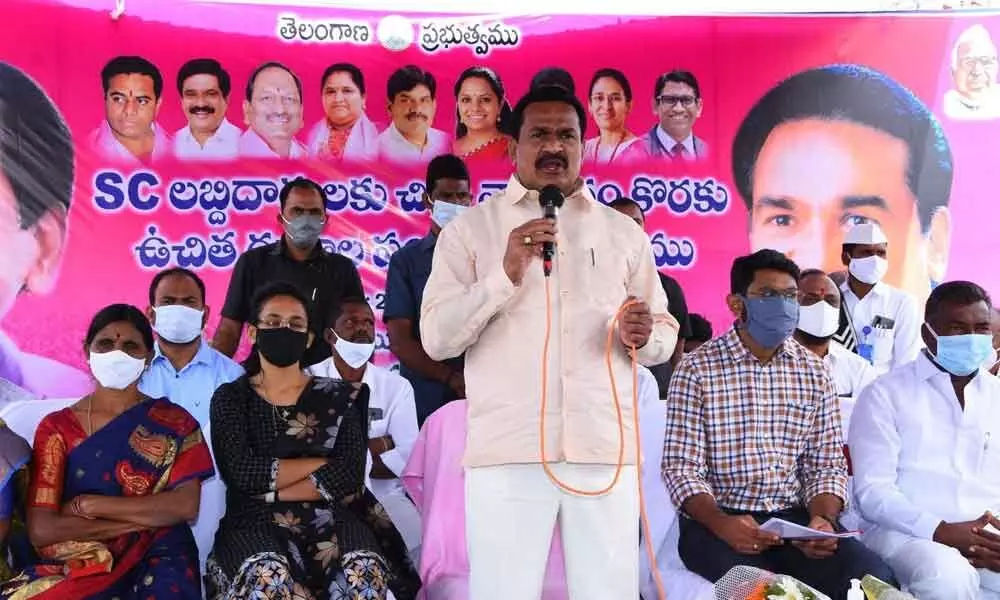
left=377, top=15, right=414, bottom=51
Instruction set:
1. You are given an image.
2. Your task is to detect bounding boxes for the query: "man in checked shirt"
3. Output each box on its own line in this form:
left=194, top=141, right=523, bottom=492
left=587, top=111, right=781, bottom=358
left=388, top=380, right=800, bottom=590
left=663, top=249, right=895, bottom=597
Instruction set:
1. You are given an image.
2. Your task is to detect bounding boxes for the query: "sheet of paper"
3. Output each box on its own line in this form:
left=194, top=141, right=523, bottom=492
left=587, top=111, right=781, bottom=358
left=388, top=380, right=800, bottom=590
left=758, top=518, right=860, bottom=540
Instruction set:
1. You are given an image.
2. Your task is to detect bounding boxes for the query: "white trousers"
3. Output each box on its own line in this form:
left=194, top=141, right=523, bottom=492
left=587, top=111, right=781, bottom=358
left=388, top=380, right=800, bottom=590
left=466, top=462, right=639, bottom=600
left=863, top=527, right=1000, bottom=600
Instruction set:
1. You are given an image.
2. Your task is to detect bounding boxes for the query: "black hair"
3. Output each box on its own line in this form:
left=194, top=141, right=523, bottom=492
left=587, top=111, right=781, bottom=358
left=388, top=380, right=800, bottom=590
left=530, top=67, right=575, bottom=94
left=278, top=177, right=326, bottom=212
left=176, top=58, right=231, bottom=98
left=925, top=280, right=993, bottom=322
left=148, top=267, right=206, bottom=306
left=243, top=281, right=312, bottom=376
left=320, top=63, right=365, bottom=96
left=732, top=65, right=953, bottom=233
left=607, top=197, right=642, bottom=214
left=730, top=249, right=801, bottom=296
left=425, top=154, right=470, bottom=196
left=0, top=62, right=74, bottom=228
left=245, top=61, right=302, bottom=103
left=101, top=55, right=163, bottom=99
left=84, top=303, right=155, bottom=352
left=589, top=68, right=633, bottom=102
left=387, top=65, right=436, bottom=101
left=326, top=295, right=371, bottom=329
left=653, top=70, right=701, bottom=100
left=510, top=85, right=587, bottom=141
left=454, top=66, right=512, bottom=138
left=688, top=313, right=713, bottom=342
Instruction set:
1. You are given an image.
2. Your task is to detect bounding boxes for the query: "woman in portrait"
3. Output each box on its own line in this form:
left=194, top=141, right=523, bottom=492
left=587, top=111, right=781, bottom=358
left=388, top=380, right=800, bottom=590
left=206, top=281, right=419, bottom=600
left=0, top=304, right=212, bottom=599
left=452, top=66, right=512, bottom=163
left=584, top=68, right=648, bottom=165
left=307, top=63, right=380, bottom=163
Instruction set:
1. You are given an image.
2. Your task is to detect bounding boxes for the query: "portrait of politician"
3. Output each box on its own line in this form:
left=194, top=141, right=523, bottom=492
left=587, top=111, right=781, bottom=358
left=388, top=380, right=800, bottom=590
left=943, top=24, right=1000, bottom=121
left=89, top=55, right=171, bottom=164
left=0, top=63, right=92, bottom=398
left=644, top=70, right=708, bottom=161
left=376, top=65, right=450, bottom=166
left=732, top=64, right=953, bottom=305
left=173, top=58, right=241, bottom=160
left=306, top=62, right=379, bottom=163
left=239, top=61, right=307, bottom=159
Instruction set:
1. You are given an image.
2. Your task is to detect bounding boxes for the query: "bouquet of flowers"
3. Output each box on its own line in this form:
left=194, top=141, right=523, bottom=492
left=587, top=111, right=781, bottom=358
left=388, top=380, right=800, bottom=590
left=714, top=566, right=831, bottom=600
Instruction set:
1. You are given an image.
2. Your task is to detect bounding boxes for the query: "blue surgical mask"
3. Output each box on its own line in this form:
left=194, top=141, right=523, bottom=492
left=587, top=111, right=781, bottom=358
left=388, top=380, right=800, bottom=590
left=431, top=201, right=468, bottom=229
left=925, top=323, right=995, bottom=376
left=742, top=296, right=799, bottom=349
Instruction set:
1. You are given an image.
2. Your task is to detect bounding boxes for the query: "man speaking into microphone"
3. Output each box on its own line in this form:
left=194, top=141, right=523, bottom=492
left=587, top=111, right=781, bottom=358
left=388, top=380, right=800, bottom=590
left=420, top=84, right=678, bottom=598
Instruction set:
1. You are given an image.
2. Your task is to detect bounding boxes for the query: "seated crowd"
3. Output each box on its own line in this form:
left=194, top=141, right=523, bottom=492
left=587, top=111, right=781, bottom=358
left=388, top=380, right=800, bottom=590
left=0, top=155, right=998, bottom=600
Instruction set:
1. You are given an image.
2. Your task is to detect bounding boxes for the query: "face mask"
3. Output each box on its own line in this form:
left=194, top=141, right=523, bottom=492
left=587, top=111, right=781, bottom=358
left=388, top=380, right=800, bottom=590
left=152, top=305, right=204, bottom=344
left=431, top=201, right=468, bottom=229
left=848, top=256, right=889, bottom=285
left=89, top=350, right=146, bottom=390
left=797, top=301, right=840, bottom=339
left=334, top=336, right=375, bottom=369
left=925, top=323, right=995, bottom=376
left=742, top=296, right=799, bottom=349
left=256, top=327, right=308, bottom=368
left=282, top=215, right=325, bottom=250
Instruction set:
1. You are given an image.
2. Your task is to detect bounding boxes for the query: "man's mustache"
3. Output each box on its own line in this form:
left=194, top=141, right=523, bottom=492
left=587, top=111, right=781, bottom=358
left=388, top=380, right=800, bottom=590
left=536, top=154, right=567, bottom=169
left=189, top=106, right=216, bottom=115
left=351, top=335, right=374, bottom=344
left=405, top=112, right=428, bottom=121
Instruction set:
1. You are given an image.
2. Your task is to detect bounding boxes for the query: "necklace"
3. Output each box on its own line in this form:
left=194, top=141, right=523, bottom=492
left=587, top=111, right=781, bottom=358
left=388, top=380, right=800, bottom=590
left=597, top=131, right=627, bottom=164
left=258, top=372, right=294, bottom=424
left=86, top=395, right=94, bottom=436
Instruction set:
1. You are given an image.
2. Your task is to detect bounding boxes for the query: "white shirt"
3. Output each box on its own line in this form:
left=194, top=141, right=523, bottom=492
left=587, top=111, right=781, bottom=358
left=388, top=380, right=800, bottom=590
left=849, top=351, right=1000, bottom=540
left=173, top=118, right=241, bottom=160
left=841, top=280, right=922, bottom=375
left=89, top=120, right=171, bottom=164
left=655, top=127, right=696, bottom=158
left=824, top=341, right=879, bottom=438
left=238, top=128, right=306, bottom=159
left=376, top=123, right=450, bottom=165
left=306, top=359, right=418, bottom=499
left=943, top=88, right=1000, bottom=121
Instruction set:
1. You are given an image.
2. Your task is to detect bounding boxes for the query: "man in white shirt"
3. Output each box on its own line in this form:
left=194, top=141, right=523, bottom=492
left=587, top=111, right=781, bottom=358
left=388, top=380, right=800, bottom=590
left=794, top=269, right=877, bottom=436
left=307, top=297, right=422, bottom=561
left=377, top=65, right=450, bottom=165
left=644, top=70, right=708, bottom=161
left=840, top=222, right=922, bottom=375
left=239, top=62, right=307, bottom=159
left=944, top=24, right=1000, bottom=121
left=173, top=58, right=241, bottom=160
left=850, top=281, right=1000, bottom=599
left=91, top=55, right=171, bottom=164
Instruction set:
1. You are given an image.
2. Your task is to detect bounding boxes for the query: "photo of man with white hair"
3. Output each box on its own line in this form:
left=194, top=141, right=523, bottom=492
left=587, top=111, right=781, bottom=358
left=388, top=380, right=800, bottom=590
left=943, top=24, right=1000, bottom=120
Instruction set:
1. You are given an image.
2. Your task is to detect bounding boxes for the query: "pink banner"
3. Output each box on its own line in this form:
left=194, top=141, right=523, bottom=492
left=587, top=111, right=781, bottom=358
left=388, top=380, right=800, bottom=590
left=1, top=0, right=998, bottom=397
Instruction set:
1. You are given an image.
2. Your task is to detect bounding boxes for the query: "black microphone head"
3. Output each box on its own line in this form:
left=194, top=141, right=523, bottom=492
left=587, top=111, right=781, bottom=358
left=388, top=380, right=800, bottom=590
left=539, top=185, right=564, bottom=209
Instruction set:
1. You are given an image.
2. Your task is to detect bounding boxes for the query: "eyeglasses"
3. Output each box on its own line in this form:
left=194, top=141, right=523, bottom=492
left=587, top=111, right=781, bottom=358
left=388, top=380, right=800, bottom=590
left=747, top=288, right=799, bottom=301
left=257, top=317, right=308, bottom=333
left=656, top=94, right=697, bottom=108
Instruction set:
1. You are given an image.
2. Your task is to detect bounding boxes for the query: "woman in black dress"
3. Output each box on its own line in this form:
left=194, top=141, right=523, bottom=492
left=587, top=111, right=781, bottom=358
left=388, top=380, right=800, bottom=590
left=206, top=281, right=419, bottom=600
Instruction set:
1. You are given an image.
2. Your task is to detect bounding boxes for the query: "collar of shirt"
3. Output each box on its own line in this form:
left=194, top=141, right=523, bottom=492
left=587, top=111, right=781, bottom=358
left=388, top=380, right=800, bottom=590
left=95, top=120, right=170, bottom=162
left=239, top=128, right=306, bottom=158
left=151, top=337, right=215, bottom=372
left=269, top=237, right=327, bottom=263
left=655, top=126, right=694, bottom=155
left=176, top=118, right=240, bottom=149
left=721, top=325, right=801, bottom=365
left=840, top=279, right=889, bottom=302
left=502, top=174, right=595, bottom=212
left=310, top=357, right=376, bottom=391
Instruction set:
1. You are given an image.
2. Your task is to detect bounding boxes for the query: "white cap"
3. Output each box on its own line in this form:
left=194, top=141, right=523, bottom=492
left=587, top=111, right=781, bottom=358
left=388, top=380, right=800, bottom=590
left=844, top=223, right=888, bottom=245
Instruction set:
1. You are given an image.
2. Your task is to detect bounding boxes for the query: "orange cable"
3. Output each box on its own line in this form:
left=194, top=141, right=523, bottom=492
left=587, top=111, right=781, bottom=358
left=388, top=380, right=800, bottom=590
left=539, top=276, right=668, bottom=600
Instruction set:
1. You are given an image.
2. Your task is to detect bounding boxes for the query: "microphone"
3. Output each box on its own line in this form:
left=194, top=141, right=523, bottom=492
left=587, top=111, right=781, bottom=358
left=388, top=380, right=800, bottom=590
left=539, top=185, right=564, bottom=277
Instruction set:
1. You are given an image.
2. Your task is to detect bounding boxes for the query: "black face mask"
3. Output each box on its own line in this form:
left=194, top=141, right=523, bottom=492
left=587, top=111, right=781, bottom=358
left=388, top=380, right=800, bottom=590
left=256, top=327, right=308, bottom=368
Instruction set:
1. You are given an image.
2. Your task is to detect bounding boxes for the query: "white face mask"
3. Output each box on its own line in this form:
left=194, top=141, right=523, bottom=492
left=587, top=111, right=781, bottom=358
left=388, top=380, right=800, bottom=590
left=797, top=301, right=840, bottom=338
left=848, top=255, right=889, bottom=285
left=153, top=305, right=204, bottom=344
left=431, top=201, right=468, bottom=229
left=89, top=350, right=146, bottom=390
left=334, top=337, right=375, bottom=369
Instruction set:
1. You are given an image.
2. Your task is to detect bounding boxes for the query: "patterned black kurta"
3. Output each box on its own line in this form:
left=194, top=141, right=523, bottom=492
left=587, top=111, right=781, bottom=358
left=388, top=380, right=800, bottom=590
left=207, top=376, right=420, bottom=600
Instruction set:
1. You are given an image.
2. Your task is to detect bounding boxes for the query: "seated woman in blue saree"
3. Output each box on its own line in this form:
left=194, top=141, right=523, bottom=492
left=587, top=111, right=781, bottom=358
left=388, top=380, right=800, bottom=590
left=206, top=282, right=420, bottom=600
left=0, top=304, right=214, bottom=599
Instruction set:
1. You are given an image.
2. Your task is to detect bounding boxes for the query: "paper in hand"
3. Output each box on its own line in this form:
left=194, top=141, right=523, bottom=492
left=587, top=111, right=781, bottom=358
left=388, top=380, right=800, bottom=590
left=758, top=518, right=860, bottom=540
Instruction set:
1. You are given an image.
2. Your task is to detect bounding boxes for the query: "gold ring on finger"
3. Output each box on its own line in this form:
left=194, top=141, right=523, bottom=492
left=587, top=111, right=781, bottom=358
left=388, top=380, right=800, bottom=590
left=523, top=235, right=533, bottom=246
